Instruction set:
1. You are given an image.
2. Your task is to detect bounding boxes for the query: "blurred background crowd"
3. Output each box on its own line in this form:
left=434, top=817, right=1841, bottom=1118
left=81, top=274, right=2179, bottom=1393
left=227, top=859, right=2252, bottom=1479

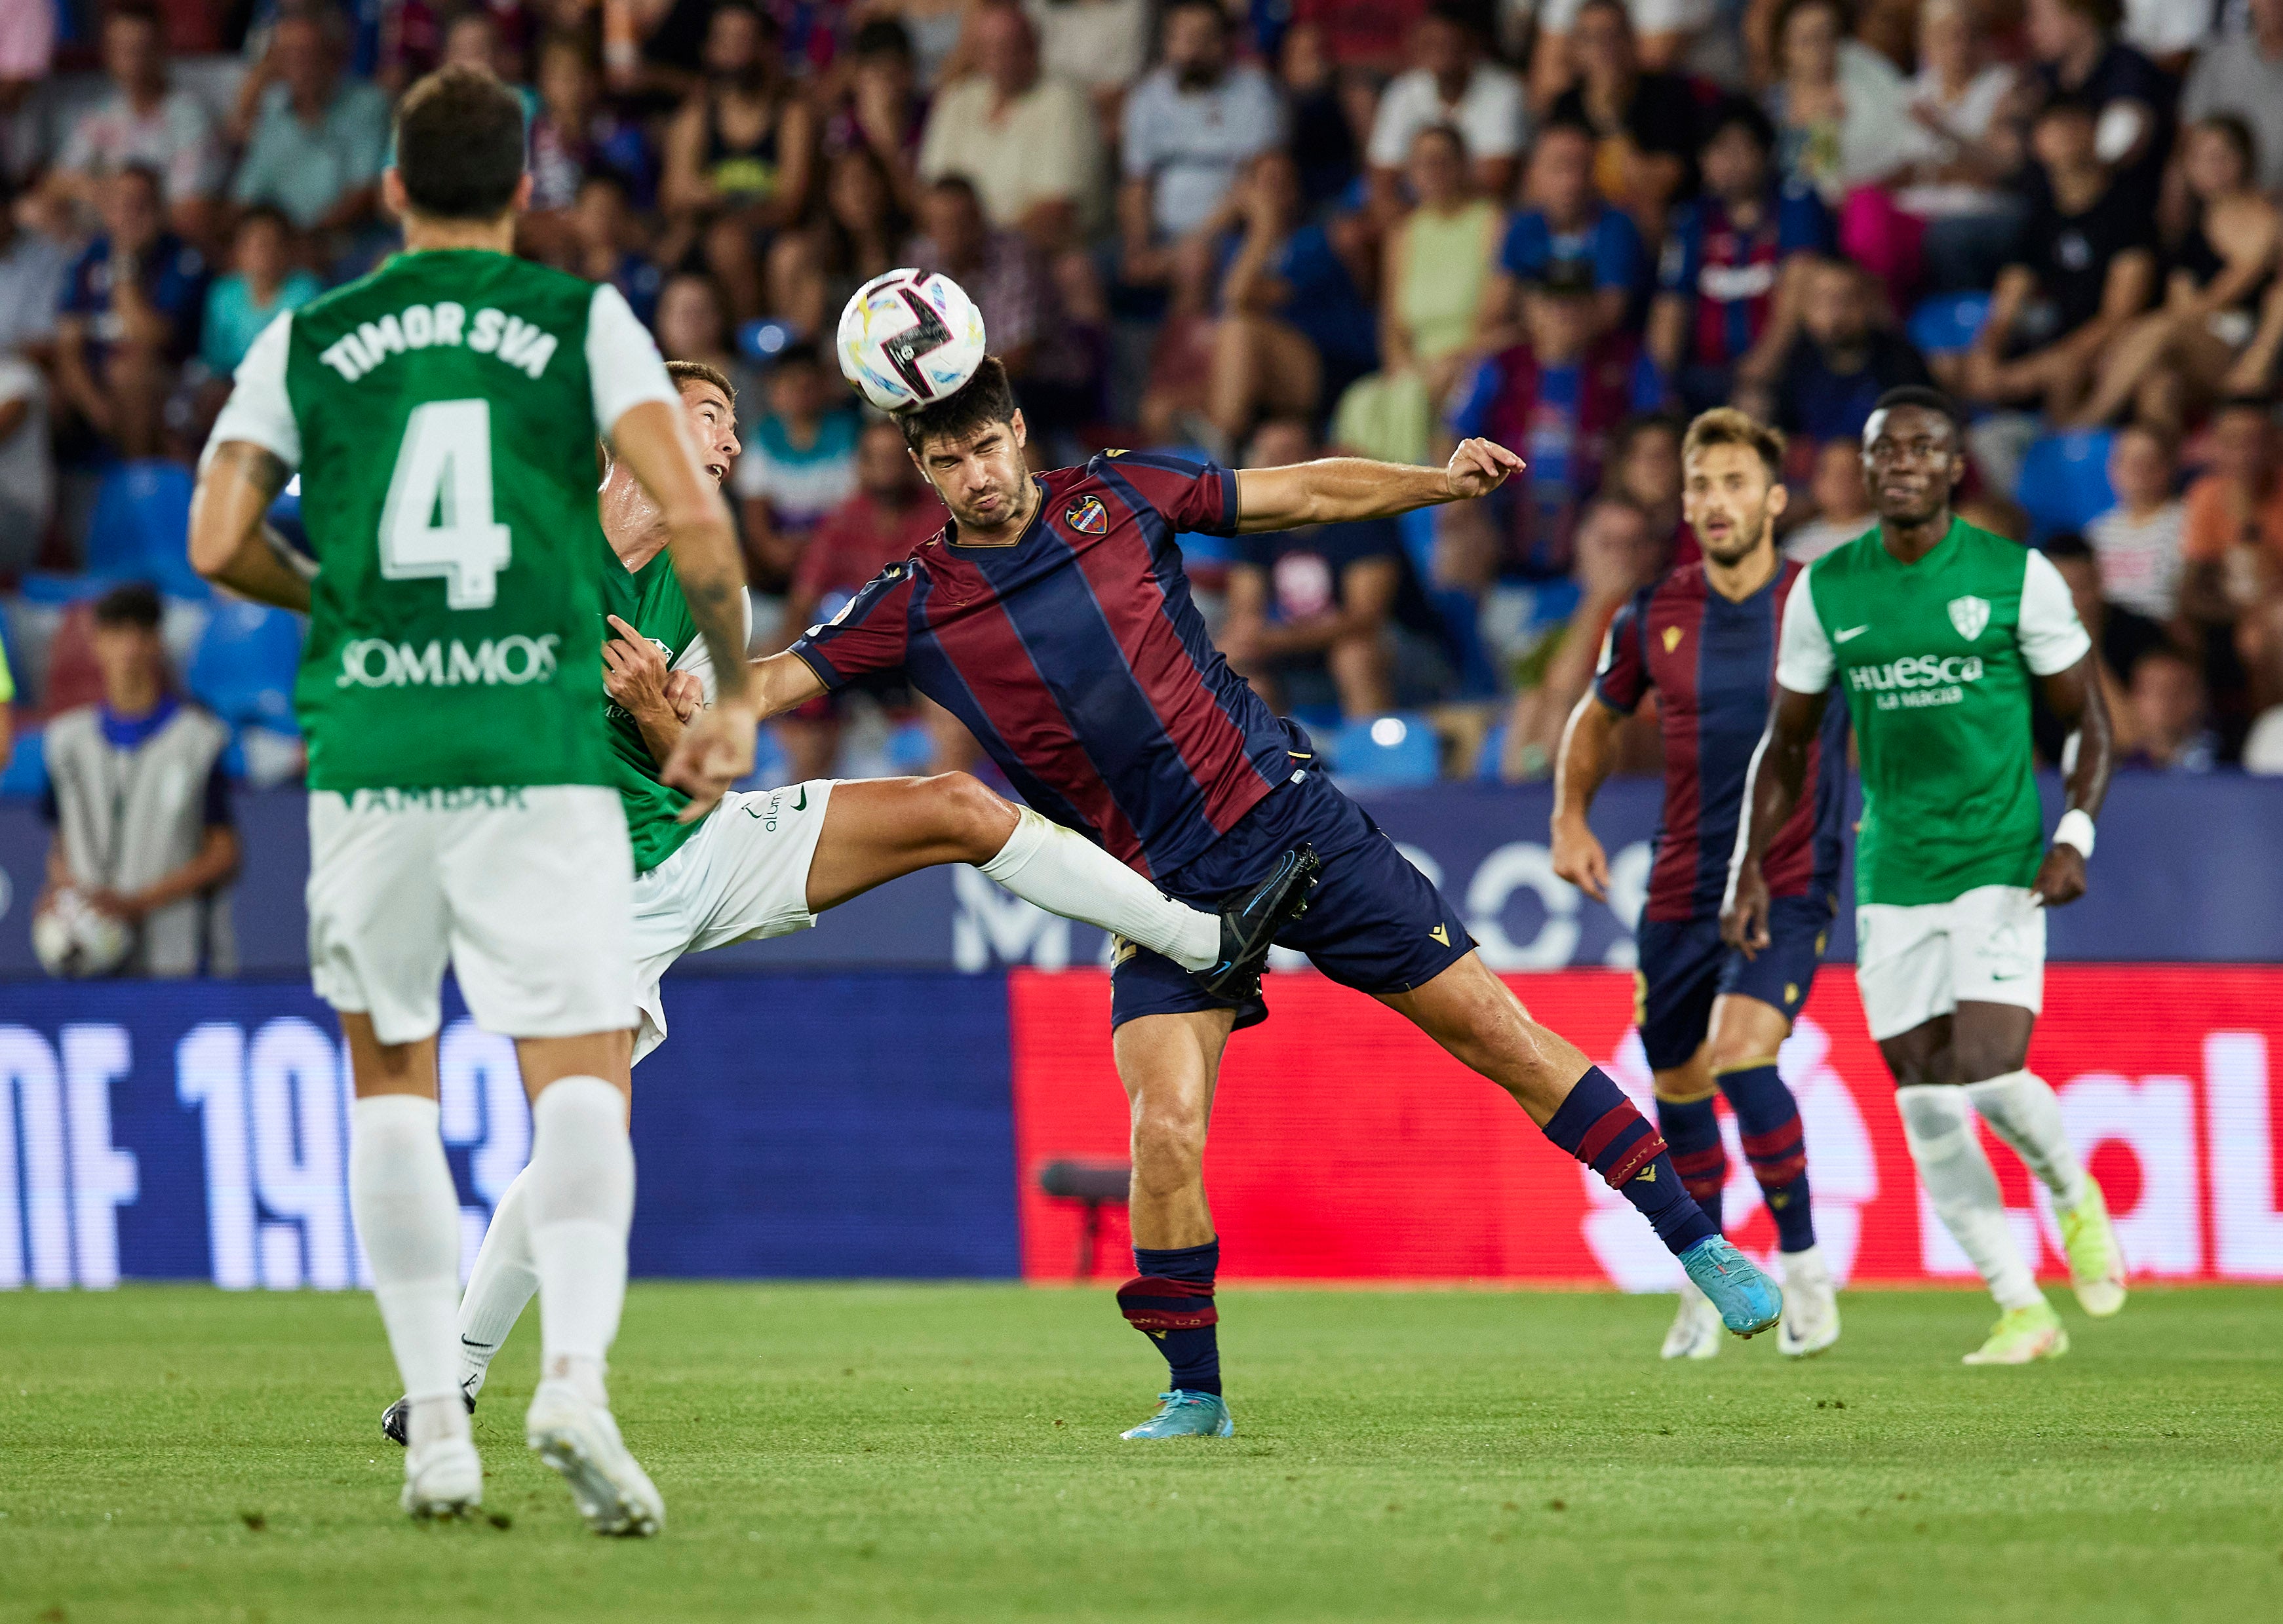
left=4, top=0, right=2283, bottom=809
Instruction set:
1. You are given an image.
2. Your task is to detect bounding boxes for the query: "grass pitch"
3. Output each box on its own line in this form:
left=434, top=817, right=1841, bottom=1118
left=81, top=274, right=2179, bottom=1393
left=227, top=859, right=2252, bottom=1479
left=1, top=1284, right=2278, bottom=1623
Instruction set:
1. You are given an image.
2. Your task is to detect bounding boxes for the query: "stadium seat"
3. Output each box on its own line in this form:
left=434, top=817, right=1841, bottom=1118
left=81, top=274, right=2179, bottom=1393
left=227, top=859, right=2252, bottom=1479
left=2015, top=428, right=2117, bottom=543
left=1907, top=292, right=1993, bottom=356
left=83, top=460, right=205, bottom=598
left=1329, top=712, right=1440, bottom=789
left=0, top=725, right=46, bottom=798
left=187, top=599, right=303, bottom=735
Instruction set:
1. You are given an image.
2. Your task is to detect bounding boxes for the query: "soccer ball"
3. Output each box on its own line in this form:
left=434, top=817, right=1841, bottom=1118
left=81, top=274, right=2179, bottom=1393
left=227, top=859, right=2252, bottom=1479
left=836, top=269, right=988, bottom=414
left=33, top=887, right=132, bottom=978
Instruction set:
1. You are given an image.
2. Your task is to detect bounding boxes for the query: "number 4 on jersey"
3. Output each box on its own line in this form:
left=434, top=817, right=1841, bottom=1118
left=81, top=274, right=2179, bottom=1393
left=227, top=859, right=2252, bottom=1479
left=378, top=398, right=514, bottom=609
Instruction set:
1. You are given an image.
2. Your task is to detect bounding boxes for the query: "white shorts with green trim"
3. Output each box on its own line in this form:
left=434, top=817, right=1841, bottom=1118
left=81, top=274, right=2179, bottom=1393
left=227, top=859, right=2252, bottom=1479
left=628, top=780, right=836, bottom=1063
left=307, top=784, right=634, bottom=1045
left=1853, top=883, right=2045, bottom=1041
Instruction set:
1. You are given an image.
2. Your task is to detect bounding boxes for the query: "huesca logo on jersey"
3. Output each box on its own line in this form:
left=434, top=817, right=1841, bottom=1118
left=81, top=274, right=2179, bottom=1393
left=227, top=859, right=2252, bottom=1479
left=1846, top=653, right=1985, bottom=710
left=335, top=634, right=562, bottom=689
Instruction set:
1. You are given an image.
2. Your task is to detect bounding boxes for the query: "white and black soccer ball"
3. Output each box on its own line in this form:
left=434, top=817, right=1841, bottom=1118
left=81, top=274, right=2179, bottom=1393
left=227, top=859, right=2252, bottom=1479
left=836, top=269, right=988, bottom=414
left=33, top=887, right=132, bottom=978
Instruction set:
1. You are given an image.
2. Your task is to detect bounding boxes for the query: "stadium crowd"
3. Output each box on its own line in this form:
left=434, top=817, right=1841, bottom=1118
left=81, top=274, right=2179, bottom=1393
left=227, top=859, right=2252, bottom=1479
left=4, top=0, right=2283, bottom=800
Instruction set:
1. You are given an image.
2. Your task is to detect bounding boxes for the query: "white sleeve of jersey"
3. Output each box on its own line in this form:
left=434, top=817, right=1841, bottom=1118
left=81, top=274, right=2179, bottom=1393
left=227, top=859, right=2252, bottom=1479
left=206, top=313, right=301, bottom=471
left=2018, top=548, right=2095, bottom=676
left=587, top=282, right=681, bottom=442
left=1774, top=567, right=1836, bottom=694
left=668, top=589, right=754, bottom=703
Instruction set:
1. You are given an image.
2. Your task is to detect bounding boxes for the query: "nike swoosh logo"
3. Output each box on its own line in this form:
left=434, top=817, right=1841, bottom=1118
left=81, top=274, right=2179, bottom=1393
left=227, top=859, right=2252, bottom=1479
left=1835, top=625, right=1870, bottom=642
left=459, top=1336, right=494, bottom=1351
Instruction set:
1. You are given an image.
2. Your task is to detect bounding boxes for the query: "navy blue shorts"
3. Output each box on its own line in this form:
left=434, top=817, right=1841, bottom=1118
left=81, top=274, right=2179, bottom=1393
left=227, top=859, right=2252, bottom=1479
left=1632, top=893, right=1833, bottom=1072
left=1110, top=764, right=1473, bottom=1030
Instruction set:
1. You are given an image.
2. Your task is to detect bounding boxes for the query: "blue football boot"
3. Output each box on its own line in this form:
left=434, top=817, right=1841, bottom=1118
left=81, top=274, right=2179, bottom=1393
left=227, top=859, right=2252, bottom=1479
left=1679, top=1235, right=1784, bottom=1338
left=1120, top=1391, right=1235, bottom=1439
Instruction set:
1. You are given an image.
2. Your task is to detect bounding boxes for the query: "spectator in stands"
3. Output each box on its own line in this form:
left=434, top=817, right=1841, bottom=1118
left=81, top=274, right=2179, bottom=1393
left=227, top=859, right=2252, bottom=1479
left=1532, top=0, right=1713, bottom=109
left=1478, top=120, right=1648, bottom=346
left=1118, top=0, right=1286, bottom=294
left=0, top=172, right=68, bottom=360
left=2025, top=0, right=2174, bottom=220
left=1763, top=254, right=1933, bottom=442
left=773, top=144, right=908, bottom=337
left=770, top=416, right=966, bottom=778
left=2236, top=591, right=2283, bottom=771
left=228, top=5, right=392, bottom=239
left=2042, top=530, right=2163, bottom=758
left=1765, top=0, right=1915, bottom=203
left=1277, top=19, right=1363, bottom=211
left=1288, top=0, right=1426, bottom=74
left=1782, top=435, right=1875, bottom=562
left=1649, top=98, right=1831, bottom=414
left=37, top=581, right=239, bottom=977
left=1546, top=0, right=1701, bottom=239
left=1458, top=260, right=1657, bottom=580
left=2087, top=423, right=2187, bottom=626
left=0, top=332, right=47, bottom=575
left=561, top=173, right=667, bottom=330
left=56, top=165, right=206, bottom=463
left=0, top=0, right=52, bottom=170
left=2071, top=116, right=2280, bottom=433
left=2181, top=398, right=2283, bottom=628
left=1331, top=126, right=1502, bottom=466
left=1496, top=493, right=1666, bottom=780
left=1366, top=4, right=1528, bottom=216
left=654, top=268, right=756, bottom=433
left=733, top=340, right=860, bottom=592
left=1220, top=418, right=1426, bottom=720
left=200, top=208, right=321, bottom=379
left=1896, top=0, right=2030, bottom=296
left=2181, top=0, right=2283, bottom=195
left=918, top=1, right=1104, bottom=251
left=1606, top=410, right=1689, bottom=561
left=1174, top=149, right=1375, bottom=455
left=528, top=35, right=658, bottom=220
left=1964, top=96, right=2157, bottom=418
left=911, top=174, right=1096, bottom=430
left=661, top=3, right=815, bottom=237
left=441, top=9, right=537, bottom=118
left=1029, top=0, right=1154, bottom=124
left=827, top=18, right=929, bottom=214
left=2121, top=647, right=2218, bottom=771
left=46, top=3, right=222, bottom=246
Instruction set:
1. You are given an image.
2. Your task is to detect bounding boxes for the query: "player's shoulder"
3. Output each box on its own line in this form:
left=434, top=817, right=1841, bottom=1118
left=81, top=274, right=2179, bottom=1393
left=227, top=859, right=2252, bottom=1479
left=1643, top=559, right=1707, bottom=611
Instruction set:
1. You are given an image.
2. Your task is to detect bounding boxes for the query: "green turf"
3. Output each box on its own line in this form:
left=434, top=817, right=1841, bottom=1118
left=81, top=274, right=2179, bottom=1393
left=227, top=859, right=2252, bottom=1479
left=1, top=1284, right=2278, bottom=1622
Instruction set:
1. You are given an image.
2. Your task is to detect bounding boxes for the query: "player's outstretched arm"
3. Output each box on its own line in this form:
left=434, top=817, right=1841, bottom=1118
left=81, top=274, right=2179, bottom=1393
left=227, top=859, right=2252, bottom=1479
left=188, top=442, right=313, bottom=613
left=1550, top=694, right=1623, bottom=902
left=2031, top=653, right=2113, bottom=908
left=1721, top=684, right=1827, bottom=957
left=745, top=650, right=829, bottom=721
left=1232, top=437, right=1523, bottom=533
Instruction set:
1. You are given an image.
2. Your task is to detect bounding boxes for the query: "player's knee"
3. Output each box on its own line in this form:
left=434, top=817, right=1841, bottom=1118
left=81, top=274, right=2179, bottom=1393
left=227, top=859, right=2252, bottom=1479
left=927, top=772, right=1017, bottom=861
left=1129, top=1106, right=1209, bottom=1184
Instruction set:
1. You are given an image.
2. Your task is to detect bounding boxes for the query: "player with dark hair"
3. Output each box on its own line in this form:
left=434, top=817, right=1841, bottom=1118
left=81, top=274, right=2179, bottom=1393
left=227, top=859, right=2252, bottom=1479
left=743, top=353, right=1782, bottom=1439
left=1725, top=385, right=2128, bottom=1364
left=191, top=64, right=761, bottom=1532
left=1553, top=406, right=1848, bottom=1361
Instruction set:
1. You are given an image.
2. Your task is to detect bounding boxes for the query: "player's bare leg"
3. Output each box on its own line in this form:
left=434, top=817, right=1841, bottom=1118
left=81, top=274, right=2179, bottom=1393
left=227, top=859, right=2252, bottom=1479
left=341, top=1015, right=481, bottom=1519
left=513, top=1030, right=663, bottom=1535
left=1111, top=1008, right=1238, bottom=1438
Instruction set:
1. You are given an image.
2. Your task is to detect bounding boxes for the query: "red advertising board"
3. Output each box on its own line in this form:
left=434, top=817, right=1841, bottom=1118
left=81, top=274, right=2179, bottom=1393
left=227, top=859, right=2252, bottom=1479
left=1009, top=966, right=2283, bottom=1288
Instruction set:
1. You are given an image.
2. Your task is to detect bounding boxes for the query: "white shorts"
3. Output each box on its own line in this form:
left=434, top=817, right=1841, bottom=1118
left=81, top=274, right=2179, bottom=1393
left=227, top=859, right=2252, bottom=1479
left=628, top=781, right=836, bottom=1062
left=307, top=785, right=635, bottom=1045
left=1854, top=883, right=2046, bottom=1041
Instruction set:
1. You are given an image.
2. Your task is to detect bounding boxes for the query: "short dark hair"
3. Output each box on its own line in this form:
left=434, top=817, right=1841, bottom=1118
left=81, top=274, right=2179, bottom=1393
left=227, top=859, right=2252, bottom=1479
left=2037, top=91, right=2099, bottom=125
left=2193, top=113, right=2259, bottom=179
left=1683, top=406, right=1787, bottom=480
left=1772, top=0, right=1851, bottom=48
left=900, top=355, right=1017, bottom=452
left=93, top=580, right=163, bottom=630
left=2041, top=531, right=2094, bottom=563
left=666, top=359, right=735, bottom=405
left=770, top=338, right=825, bottom=373
left=1701, top=95, right=1777, bottom=157
left=1871, top=385, right=1964, bottom=434
left=236, top=204, right=291, bottom=238
left=104, top=1, right=163, bottom=34
left=851, top=16, right=913, bottom=58
left=1611, top=410, right=1685, bottom=463
left=394, top=64, right=527, bottom=222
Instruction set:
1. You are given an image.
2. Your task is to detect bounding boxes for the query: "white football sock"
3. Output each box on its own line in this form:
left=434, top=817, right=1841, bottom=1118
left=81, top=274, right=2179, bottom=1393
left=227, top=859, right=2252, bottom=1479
left=1964, top=1070, right=2089, bottom=1210
left=349, top=1094, right=469, bottom=1439
left=980, top=805, right=1219, bottom=972
left=1896, top=1085, right=2042, bottom=1312
left=525, top=1075, right=634, bottom=1408
left=455, top=1167, right=538, bottom=1397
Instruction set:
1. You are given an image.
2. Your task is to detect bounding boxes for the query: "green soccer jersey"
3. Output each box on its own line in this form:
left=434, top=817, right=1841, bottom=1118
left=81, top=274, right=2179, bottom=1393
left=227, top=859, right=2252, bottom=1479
left=1775, top=516, right=2092, bottom=907
left=208, top=248, right=677, bottom=792
left=596, top=535, right=749, bottom=874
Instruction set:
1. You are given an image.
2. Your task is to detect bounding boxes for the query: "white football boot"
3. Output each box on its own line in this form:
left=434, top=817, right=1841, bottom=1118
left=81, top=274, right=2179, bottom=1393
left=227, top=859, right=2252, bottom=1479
left=526, top=1380, right=665, bottom=1537
left=1776, top=1244, right=1841, bottom=1359
left=400, top=1435, right=482, bottom=1520
left=1660, top=1274, right=1724, bottom=1359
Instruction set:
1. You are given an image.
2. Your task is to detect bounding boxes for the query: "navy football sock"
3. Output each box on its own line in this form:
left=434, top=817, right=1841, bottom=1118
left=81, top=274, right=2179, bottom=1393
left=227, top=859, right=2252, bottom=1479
left=1721, top=1062, right=1817, bottom=1254
left=1657, top=1092, right=1727, bottom=1235
left=1544, top=1068, right=1719, bottom=1256
left=1120, top=1240, right=1221, bottom=1397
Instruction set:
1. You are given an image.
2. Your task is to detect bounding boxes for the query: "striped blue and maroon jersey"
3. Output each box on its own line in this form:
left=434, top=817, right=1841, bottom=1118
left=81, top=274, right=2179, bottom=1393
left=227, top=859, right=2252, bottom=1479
left=790, top=452, right=1293, bottom=878
left=1594, top=558, right=1848, bottom=924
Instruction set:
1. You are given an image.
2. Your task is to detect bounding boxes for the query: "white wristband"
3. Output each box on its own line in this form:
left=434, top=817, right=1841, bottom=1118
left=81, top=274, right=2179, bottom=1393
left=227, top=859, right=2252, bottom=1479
left=2054, top=808, right=2096, bottom=859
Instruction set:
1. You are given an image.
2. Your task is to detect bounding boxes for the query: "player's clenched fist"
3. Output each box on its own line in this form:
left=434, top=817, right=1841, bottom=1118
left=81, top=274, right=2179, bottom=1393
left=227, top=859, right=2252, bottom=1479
left=1444, top=437, right=1525, bottom=501
left=602, top=613, right=672, bottom=719
left=662, top=700, right=759, bottom=820
left=1720, top=861, right=1772, bottom=959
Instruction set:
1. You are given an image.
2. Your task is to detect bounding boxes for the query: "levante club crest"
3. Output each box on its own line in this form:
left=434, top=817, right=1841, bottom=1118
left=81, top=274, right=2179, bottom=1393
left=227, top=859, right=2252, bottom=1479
left=1066, top=495, right=1108, bottom=534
